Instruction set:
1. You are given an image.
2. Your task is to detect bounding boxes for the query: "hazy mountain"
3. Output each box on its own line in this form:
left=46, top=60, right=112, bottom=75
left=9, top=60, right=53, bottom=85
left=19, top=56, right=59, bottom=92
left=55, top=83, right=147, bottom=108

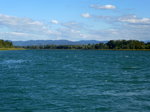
left=12, top=40, right=149, bottom=46
left=144, top=40, right=150, bottom=43
left=12, top=40, right=105, bottom=46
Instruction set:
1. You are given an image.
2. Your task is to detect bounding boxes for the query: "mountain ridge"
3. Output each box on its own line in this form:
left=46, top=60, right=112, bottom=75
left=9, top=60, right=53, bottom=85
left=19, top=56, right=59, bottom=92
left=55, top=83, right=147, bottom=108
left=11, top=40, right=150, bottom=46
left=12, top=40, right=106, bottom=46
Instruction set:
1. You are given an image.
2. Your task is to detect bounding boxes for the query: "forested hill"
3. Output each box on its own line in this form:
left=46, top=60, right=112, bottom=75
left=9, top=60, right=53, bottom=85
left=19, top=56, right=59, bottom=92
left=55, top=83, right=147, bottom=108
left=12, top=40, right=102, bottom=46
left=23, top=40, right=150, bottom=50
left=0, top=40, right=14, bottom=48
left=1, top=39, right=150, bottom=50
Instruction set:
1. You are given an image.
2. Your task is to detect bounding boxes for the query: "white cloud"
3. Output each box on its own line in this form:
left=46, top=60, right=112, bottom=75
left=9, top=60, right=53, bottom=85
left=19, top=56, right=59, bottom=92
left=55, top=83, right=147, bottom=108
left=61, top=21, right=86, bottom=30
left=0, top=14, right=44, bottom=27
left=91, top=4, right=116, bottom=10
left=0, top=14, right=60, bottom=40
left=0, top=14, right=90, bottom=41
left=0, top=13, right=150, bottom=41
left=9, top=32, right=30, bottom=37
left=51, top=20, right=59, bottom=24
left=0, top=32, right=44, bottom=40
left=118, top=15, right=150, bottom=24
left=81, top=13, right=91, bottom=18
left=80, top=13, right=150, bottom=40
left=0, top=14, right=50, bottom=34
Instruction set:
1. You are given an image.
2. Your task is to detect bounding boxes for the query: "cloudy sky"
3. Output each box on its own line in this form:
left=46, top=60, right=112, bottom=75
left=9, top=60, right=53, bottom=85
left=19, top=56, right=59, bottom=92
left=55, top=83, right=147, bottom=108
left=0, top=0, right=150, bottom=41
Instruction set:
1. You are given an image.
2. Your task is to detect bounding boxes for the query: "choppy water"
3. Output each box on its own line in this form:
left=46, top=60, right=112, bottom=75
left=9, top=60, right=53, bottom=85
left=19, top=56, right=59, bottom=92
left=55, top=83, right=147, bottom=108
left=0, top=50, right=150, bottom=112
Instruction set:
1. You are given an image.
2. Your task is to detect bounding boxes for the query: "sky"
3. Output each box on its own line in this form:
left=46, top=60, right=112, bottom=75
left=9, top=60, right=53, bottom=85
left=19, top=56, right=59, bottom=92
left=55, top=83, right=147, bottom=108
left=0, top=0, right=150, bottom=41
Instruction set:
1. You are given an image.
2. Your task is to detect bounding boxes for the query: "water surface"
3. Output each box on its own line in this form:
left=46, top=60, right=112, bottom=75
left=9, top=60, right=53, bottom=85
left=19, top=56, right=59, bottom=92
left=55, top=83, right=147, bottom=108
left=0, top=50, right=150, bottom=112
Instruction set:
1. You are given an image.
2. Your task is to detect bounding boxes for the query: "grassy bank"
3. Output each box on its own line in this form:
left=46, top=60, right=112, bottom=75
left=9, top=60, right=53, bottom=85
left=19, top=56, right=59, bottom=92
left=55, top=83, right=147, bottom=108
left=97, top=49, right=150, bottom=51
left=23, top=48, right=150, bottom=51
left=0, top=48, right=26, bottom=51
left=0, top=48, right=150, bottom=51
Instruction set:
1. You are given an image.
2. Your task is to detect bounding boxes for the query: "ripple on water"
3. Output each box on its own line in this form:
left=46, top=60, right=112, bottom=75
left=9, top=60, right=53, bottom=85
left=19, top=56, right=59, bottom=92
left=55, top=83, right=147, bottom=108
left=2, top=59, right=27, bottom=64
left=0, top=50, right=150, bottom=112
left=0, top=59, right=30, bottom=69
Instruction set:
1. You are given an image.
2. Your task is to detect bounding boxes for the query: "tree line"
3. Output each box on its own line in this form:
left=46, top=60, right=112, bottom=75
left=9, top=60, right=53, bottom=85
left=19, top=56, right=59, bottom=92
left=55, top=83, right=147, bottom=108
left=23, top=40, right=150, bottom=50
left=0, top=40, right=14, bottom=48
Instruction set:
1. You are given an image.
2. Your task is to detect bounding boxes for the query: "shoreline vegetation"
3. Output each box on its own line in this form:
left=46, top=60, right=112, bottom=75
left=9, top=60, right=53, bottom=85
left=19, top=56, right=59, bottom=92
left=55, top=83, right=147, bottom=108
left=23, top=40, right=150, bottom=50
left=0, top=39, right=150, bottom=51
left=0, top=40, right=25, bottom=51
left=0, top=48, right=25, bottom=51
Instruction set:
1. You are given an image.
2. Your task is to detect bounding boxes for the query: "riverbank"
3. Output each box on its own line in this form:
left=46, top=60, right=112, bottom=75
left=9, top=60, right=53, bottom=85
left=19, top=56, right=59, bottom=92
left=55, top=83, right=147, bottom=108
left=97, top=49, right=150, bottom=51
left=1, top=48, right=150, bottom=51
left=23, top=48, right=150, bottom=51
left=0, top=48, right=26, bottom=51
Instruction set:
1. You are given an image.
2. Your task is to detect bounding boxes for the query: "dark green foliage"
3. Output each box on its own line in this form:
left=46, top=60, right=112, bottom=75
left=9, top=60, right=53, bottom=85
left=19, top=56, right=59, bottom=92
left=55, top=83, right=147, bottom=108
left=107, top=40, right=145, bottom=49
left=145, top=42, right=150, bottom=49
left=0, top=40, right=14, bottom=48
left=22, top=40, right=150, bottom=50
left=95, top=43, right=108, bottom=49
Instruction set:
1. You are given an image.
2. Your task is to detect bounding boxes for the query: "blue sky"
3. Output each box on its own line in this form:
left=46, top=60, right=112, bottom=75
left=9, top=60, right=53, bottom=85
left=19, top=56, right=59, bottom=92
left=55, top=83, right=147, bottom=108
left=0, top=0, right=150, bottom=41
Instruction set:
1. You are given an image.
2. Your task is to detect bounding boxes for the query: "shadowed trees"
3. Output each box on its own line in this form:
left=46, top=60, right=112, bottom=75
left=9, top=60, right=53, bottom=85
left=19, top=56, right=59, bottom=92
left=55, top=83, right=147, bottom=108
left=107, top=40, right=145, bottom=49
left=0, top=40, right=13, bottom=48
left=23, top=40, right=150, bottom=50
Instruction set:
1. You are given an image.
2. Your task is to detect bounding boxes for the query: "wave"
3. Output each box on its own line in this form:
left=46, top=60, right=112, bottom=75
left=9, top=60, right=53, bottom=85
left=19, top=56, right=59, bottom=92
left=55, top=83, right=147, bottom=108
left=121, top=66, right=141, bottom=70
left=2, top=59, right=27, bottom=64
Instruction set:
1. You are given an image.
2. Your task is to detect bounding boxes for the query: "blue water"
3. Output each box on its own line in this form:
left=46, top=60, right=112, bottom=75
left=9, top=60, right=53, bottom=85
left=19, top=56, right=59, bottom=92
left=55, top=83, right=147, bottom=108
left=0, top=50, right=150, bottom=112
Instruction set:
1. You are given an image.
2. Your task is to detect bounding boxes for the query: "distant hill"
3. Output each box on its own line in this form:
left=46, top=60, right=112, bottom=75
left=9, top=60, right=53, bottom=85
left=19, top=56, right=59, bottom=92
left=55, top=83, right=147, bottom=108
left=144, top=40, right=150, bottom=43
left=12, top=40, right=106, bottom=46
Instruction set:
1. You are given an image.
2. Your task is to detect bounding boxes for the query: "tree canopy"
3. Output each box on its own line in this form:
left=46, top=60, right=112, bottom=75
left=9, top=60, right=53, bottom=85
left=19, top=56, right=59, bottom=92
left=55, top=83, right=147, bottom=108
left=23, top=40, right=150, bottom=50
left=0, top=40, right=14, bottom=48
